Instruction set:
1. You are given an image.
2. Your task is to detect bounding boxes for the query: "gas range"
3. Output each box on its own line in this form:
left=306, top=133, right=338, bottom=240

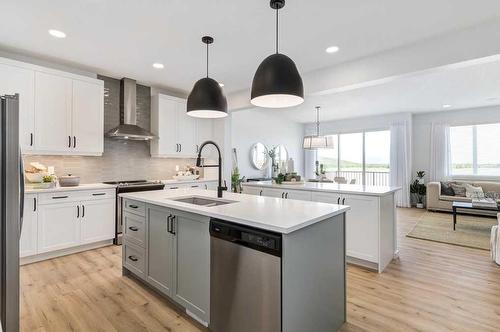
left=103, top=179, right=165, bottom=245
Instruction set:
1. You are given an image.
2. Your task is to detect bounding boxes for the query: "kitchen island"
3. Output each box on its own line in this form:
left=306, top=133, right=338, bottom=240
left=119, top=188, right=349, bottom=332
left=242, top=181, right=401, bottom=272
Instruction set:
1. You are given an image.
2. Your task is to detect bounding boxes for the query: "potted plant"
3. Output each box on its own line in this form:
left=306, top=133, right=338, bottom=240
left=410, top=171, right=427, bottom=208
left=267, top=146, right=279, bottom=177
left=231, top=167, right=245, bottom=193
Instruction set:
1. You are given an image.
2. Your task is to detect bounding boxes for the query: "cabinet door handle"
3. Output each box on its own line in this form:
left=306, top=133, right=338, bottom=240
left=52, top=195, right=68, bottom=199
left=128, top=226, right=139, bottom=232
left=337, top=197, right=340, bottom=204
left=205, top=184, right=208, bottom=190
left=73, top=136, right=77, bottom=148
left=285, top=192, right=289, bottom=199
left=77, top=205, right=80, bottom=218
left=170, top=186, right=179, bottom=190
left=33, top=197, right=37, bottom=212
left=179, top=144, right=182, bottom=152
left=82, top=204, right=85, bottom=218
left=30, top=133, right=33, bottom=146
left=176, top=144, right=179, bottom=152
left=281, top=192, right=284, bottom=198
left=128, top=204, right=138, bottom=209
left=68, top=136, right=71, bottom=148
left=128, top=255, right=138, bottom=262
left=342, top=198, right=346, bottom=205
left=171, top=216, right=176, bottom=235
left=92, top=193, right=106, bottom=196
left=167, top=215, right=172, bottom=233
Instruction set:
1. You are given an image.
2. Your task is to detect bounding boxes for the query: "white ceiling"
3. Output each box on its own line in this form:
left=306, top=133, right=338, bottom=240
left=2, top=0, right=500, bottom=96
left=284, top=57, right=500, bottom=123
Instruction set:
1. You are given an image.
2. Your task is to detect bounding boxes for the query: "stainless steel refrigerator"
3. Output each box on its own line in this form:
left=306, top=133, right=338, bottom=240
left=0, top=94, right=22, bottom=332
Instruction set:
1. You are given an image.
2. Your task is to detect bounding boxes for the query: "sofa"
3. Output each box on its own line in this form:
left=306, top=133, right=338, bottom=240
left=427, top=181, right=500, bottom=216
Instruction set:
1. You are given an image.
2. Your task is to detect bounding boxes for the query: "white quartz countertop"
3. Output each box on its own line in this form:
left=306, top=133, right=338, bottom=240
left=120, top=189, right=350, bottom=234
left=242, top=181, right=401, bottom=196
left=160, top=178, right=217, bottom=184
left=25, top=183, right=116, bottom=194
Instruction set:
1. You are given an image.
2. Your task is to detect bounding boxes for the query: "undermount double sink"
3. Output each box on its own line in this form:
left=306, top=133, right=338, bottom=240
left=170, top=195, right=237, bottom=207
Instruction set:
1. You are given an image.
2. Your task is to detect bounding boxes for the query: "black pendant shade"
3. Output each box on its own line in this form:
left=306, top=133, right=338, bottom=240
left=187, top=36, right=228, bottom=118
left=250, top=0, right=304, bottom=108
left=187, top=77, right=227, bottom=118
left=251, top=53, right=303, bottom=108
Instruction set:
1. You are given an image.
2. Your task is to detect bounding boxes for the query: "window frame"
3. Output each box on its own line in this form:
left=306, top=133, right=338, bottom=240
left=450, top=123, right=500, bottom=180
left=316, top=128, right=390, bottom=185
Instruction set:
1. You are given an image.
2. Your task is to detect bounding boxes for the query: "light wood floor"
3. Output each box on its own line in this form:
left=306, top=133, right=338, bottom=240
left=20, top=208, right=500, bottom=332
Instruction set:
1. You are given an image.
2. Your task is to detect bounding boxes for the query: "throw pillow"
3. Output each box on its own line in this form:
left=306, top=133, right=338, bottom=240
left=450, top=183, right=467, bottom=197
left=440, top=181, right=455, bottom=196
left=485, top=191, right=499, bottom=200
left=465, top=183, right=484, bottom=199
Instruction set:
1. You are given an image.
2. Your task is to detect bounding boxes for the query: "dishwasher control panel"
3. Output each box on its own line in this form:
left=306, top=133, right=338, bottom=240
left=210, top=219, right=282, bottom=257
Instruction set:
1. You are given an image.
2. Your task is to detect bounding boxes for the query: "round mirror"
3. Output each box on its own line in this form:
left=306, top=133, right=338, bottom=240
left=250, top=143, right=269, bottom=170
left=275, top=144, right=288, bottom=165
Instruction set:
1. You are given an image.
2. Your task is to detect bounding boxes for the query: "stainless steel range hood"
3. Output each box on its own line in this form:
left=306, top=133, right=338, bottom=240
left=106, top=78, right=156, bottom=140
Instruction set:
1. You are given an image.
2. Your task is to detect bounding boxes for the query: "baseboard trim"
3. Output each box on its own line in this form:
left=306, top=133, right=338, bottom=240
left=20, top=240, right=114, bottom=265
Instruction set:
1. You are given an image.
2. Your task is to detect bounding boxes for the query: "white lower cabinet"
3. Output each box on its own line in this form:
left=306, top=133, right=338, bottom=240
left=242, top=184, right=397, bottom=272
left=342, top=194, right=379, bottom=263
left=125, top=203, right=210, bottom=324
left=22, top=190, right=115, bottom=261
left=20, top=194, right=38, bottom=257
left=80, top=199, right=115, bottom=244
left=38, top=201, right=80, bottom=253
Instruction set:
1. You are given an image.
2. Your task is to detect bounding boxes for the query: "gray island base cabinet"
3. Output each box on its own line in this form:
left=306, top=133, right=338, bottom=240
left=123, top=201, right=210, bottom=325
left=122, top=198, right=346, bottom=332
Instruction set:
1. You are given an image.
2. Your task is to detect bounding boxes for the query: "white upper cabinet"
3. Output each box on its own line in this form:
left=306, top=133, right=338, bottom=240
left=72, top=79, right=104, bottom=155
left=151, top=94, right=205, bottom=158
left=0, top=57, right=104, bottom=156
left=0, top=62, right=35, bottom=152
left=35, top=71, right=73, bottom=153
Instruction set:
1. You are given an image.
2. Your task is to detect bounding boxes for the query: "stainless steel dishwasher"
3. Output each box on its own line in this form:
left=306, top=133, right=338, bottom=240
left=210, top=219, right=282, bottom=332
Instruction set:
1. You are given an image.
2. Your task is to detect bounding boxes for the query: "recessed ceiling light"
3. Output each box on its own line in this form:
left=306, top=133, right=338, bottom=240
left=48, top=29, right=66, bottom=38
left=218, top=82, right=224, bottom=87
left=152, top=63, right=164, bottom=69
left=442, top=104, right=452, bottom=108
left=325, top=45, right=340, bottom=54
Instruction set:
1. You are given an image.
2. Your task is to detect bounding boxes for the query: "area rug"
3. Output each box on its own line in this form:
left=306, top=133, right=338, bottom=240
left=407, top=211, right=497, bottom=250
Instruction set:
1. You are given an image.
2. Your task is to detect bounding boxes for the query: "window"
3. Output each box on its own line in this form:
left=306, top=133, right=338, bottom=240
left=450, top=123, right=500, bottom=177
left=316, top=130, right=390, bottom=186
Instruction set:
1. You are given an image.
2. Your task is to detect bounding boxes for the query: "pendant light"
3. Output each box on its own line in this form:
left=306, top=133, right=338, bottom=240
left=187, top=36, right=228, bottom=118
left=303, top=106, right=334, bottom=149
left=251, top=0, right=304, bottom=108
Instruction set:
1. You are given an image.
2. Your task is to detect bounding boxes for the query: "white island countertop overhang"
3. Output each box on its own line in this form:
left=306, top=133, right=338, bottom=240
left=242, top=181, right=401, bottom=196
left=119, top=188, right=350, bottom=234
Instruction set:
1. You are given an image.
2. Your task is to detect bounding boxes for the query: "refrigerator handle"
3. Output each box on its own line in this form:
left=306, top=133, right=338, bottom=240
left=19, top=151, right=25, bottom=235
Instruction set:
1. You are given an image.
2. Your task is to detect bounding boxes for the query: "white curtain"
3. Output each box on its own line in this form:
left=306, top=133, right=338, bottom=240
left=390, top=121, right=412, bottom=207
left=429, top=123, right=451, bottom=182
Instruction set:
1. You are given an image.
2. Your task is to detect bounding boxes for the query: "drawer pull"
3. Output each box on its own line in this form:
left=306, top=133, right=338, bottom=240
left=128, top=255, right=138, bottom=262
left=128, top=226, right=139, bottom=232
left=92, top=193, right=106, bottom=196
left=128, top=204, right=139, bottom=209
left=170, top=187, right=179, bottom=189
left=52, top=195, right=69, bottom=199
left=191, top=185, right=199, bottom=188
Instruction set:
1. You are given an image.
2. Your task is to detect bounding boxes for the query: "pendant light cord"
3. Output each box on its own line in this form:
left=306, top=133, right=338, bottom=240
left=275, top=7, right=279, bottom=54
left=206, top=42, right=209, bottom=77
left=316, top=107, right=320, bottom=136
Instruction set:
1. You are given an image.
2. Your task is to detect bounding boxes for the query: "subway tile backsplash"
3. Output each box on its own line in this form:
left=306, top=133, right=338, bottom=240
left=24, top=75, right=201, bottom=183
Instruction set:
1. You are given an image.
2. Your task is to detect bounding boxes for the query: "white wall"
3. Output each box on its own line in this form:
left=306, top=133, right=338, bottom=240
left=412, top=105, right=500, bottom=181
left=231, top=108, right=304, bottom=179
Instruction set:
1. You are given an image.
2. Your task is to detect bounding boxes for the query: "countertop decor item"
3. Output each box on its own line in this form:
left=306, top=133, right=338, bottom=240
left=303, top=106, right=334, bottom=149
left=58, top=174, right=80, bottom=187
left=251, top=0, right=304, bottom=108
left=187, top=36, right=227, bottom=118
